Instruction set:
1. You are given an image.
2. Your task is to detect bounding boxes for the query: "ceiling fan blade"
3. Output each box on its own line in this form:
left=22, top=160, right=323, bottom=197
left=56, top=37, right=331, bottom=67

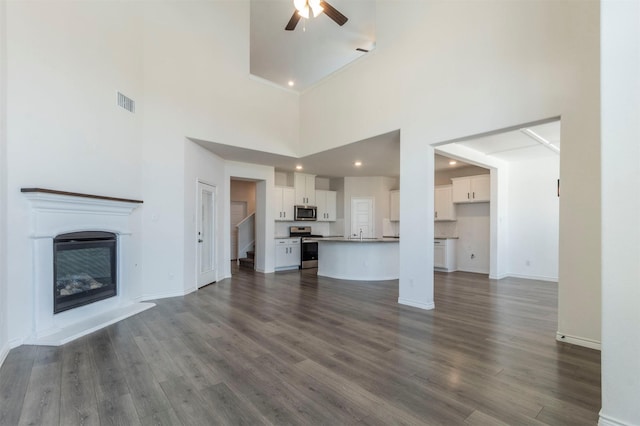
left=320, top=1, right=348, bottom=26
left=285, top=11, right=302, bottom=31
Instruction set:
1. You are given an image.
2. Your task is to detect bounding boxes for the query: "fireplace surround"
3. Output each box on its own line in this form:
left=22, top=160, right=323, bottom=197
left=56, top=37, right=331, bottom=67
left=21, top=188, right=154, bottom=345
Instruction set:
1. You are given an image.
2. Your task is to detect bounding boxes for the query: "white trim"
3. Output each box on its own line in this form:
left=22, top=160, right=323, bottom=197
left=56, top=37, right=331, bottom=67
left=22, top=191, right=140, bottom=217
left=556, top=332, right=601, bottom=350
left=502, top=273, right=558, bottom=282
left=24, top=302, right=154, bottom=346
left=0, top=342, right=9, bottom=369
left=398, top=297, right=435, bottom=310
left=138, top=289, right=190, bottom=301
left=489, top=273, right=509, bottom=280
left=456, top=267, right=490, bottom=275
left=599, top=412, right=632, bottom=426
left=319, top=272, right=398, bottom=281
left=196, top=180, right=218, bottom=288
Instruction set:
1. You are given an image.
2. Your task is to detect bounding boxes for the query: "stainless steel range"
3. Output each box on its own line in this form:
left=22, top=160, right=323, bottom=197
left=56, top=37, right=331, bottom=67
left=289, top=226, right=322, bottom=269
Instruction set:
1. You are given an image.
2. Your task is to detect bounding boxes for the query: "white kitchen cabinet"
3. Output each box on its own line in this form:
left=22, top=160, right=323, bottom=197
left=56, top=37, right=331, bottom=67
left=434, top=185, right=456, bottom=221
left=434, top=239, right=457, bottom=272
left=451, top=175, right=490, bottom=203
left=274, top=186, right=295, bottom=221
left=389, top=190, right=400, bottom=222
left=316, top=190, right=337, bottom=222
left=294, top=173, right=316, bottom=205
left=275, top=238, right=301, bottom=270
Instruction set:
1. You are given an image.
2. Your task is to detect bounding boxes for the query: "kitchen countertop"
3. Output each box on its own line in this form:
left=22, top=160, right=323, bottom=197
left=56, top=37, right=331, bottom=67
left=312, top=237, right=400, bottom=243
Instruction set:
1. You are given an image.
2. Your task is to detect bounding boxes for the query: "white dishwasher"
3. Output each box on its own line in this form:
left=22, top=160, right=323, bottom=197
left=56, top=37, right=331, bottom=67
left=434, top=239, right=457, bottom=272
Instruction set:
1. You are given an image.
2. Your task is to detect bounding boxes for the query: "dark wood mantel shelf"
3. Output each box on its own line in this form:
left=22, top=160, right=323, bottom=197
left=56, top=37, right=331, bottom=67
left=21, top=188, right=143, bottom=204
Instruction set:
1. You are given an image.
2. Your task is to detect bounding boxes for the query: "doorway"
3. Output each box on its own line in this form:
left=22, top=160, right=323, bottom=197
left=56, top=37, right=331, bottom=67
left=350, top=197, right=374, bottom=238
left=230, top=201, right=247, bottom=261
left=197, top=181, right=217, bottom=288
left=434, top=118, right=560, bottom=280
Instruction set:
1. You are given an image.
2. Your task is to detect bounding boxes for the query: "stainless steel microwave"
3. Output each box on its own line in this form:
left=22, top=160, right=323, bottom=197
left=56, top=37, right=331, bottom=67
left=294, top=205, right=317, bottom=221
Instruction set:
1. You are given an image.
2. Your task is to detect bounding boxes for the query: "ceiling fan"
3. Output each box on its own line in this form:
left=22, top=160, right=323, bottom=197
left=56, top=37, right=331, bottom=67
left=285, top=0, right=348, bottom=31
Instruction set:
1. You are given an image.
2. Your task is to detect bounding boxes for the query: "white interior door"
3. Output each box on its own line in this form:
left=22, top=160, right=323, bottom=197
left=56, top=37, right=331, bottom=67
left=351, top=197, right=374, bottom=238
left=197, top=182, right=216, bottom=288
left=230, top=201, right=247, bottom=260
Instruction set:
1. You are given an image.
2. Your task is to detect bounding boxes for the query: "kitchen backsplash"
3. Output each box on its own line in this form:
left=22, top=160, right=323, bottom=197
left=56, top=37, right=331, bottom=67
left=435, top=221, right=458, bottom=238
left=275, top=221, right=332, bottom=237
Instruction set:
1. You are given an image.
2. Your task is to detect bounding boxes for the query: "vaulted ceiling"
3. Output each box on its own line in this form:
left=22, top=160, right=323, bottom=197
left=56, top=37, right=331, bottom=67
left=250, top=0, right=376, bottom=91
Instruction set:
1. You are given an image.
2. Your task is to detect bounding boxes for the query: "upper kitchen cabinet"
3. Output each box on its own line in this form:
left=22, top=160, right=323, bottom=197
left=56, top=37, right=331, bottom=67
left=294, top=173, right=316, bottom=205
left=274, top=186, right=295, bottom=221
left=316, top=190, right=337, bottom=222
left=390, top=190, right=400, bottom=221
left=434, top=185, right=456, bottom=221
left=451, top=174, right=490, bottom=203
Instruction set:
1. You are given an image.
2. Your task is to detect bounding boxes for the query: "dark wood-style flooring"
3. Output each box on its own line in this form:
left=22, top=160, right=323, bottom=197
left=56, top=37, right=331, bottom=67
left=0, top=267, right=601, bottom=425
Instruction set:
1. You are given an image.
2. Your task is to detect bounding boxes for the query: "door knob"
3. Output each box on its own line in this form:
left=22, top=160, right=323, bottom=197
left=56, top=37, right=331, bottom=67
left=198, top=239, right=203, bottom=243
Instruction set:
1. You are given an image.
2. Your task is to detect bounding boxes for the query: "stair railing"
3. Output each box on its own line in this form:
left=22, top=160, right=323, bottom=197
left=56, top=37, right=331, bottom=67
left=236, top=212, right=255, bottom=261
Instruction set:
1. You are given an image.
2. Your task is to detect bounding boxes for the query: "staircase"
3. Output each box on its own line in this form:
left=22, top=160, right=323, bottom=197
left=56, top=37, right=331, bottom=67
left=238, top=250, right=255, bottom=270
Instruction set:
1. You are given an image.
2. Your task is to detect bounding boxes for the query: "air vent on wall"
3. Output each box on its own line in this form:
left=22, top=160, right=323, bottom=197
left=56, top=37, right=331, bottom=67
left=117, top=91, right=135, bottom=113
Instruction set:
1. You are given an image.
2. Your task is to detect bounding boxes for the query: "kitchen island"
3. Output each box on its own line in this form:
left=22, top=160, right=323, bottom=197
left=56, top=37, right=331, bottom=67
left=314, top=237, right=399, bottom=281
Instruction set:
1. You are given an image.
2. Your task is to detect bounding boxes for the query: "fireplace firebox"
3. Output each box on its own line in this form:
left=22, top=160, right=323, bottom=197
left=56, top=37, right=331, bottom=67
left=53, top=231, right=117, bottom=314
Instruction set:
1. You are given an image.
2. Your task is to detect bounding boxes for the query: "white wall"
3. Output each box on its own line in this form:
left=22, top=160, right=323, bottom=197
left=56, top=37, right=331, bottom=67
left=0, top=0, right=8, bottom=363
left=300, top=1, right=601, bottom=344
left=231, top=180, right=256, bottom=215
left=600, top=1, right=640, bottom=424
left=139, top=1, right=298, bottom=301
left=5, top=1, right=146, bottom=344
left=183, top=141, right=227, bottom=295
left=507, top=154, right=559, bottom=281
left=3, top=1, right=299, bottom=347
left=343, top=176, right=398, bottom=238
left=555, top=1, right=601, bottom=349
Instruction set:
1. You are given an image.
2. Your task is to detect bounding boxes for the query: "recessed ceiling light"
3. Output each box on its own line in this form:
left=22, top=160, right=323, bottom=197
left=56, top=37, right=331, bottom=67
left=288, top=80, right=295, bottom=87
left=354, top=161, right=362, bottom=167
left=295, top=165, right=303, bottom=170
left=449, top=160, right=457, bottom=165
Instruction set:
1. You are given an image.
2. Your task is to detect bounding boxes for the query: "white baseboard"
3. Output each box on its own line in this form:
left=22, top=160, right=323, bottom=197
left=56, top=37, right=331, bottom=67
left=398, top=297, right=435, bottom=311
left=489, top=273, right=509, bottom=280
left=599, top=411, right=632, bottom=426
left=556, top=331, right=601, bottom=350
left=137, top=289, right=190, bottom=302
left=457, top=267, right=490, bottom=275
left=0, top=342, right=9, bottom=369
left=505, top=272, right=558, bottom=282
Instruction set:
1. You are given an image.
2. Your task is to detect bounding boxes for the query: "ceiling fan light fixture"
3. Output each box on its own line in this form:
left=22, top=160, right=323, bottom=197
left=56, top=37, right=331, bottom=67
left=294, top=0, right=310, bottom=18
left=309, top=0, right=324, bottom=17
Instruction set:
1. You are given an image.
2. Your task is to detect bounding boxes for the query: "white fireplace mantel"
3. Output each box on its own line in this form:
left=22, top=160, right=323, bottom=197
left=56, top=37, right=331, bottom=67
left=22, top=188, right=154, bottom=346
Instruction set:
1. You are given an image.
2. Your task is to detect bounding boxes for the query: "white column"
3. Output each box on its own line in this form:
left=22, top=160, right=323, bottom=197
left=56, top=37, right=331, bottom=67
left=398, top=129, right=435, bottom=310
left=600, top=1, right=640, bottom=424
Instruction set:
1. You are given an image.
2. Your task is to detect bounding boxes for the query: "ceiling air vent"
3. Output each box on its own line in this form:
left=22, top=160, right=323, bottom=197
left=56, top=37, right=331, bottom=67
left=117, top=91, right=135, bottom=113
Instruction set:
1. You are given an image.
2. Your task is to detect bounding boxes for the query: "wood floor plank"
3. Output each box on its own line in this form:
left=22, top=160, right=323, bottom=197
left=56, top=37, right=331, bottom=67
left=87, top=329, right=130, bottom=402
left=97, top=393, right=142, bottom=426
left=106, top=325, right=174, bottom=420
left=198, top=382, right=268, bottom=425
left=138, top=407, right=184, bottom=426
left=60, top=339, right=100, bottom=426
left=17, top=348, right=62, bottom=426
left=0, top=267, right=601, bottom=425
left=0, top=346, right=37, bottom=425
